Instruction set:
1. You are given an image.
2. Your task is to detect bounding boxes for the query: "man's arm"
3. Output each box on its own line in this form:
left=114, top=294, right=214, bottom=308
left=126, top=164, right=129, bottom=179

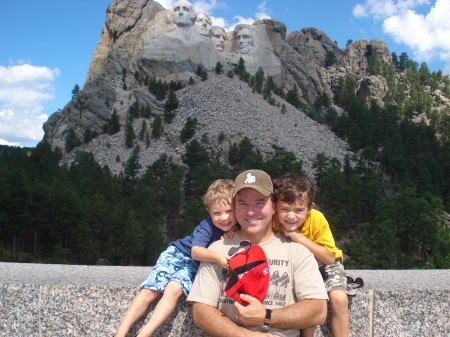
left=234, top=294, right=327, bottom=330
left=192, top=302, right=270, bottom=337
left=271, top=299, right=327, bottom=329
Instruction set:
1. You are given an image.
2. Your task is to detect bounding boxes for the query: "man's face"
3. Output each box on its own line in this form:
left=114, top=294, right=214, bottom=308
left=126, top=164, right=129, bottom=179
left=211, top=28, right=225, bottom=51
left=236, top=28, right=253, bottom=53
left=195, top=13, right=212, bottom=36
left=173, top=1, right=195, bottom=26
left=235, top=188, right=274, bottom=239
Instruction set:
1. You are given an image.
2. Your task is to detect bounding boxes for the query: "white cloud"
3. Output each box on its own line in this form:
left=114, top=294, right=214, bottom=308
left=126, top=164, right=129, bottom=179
left=255, top=1, right=271, bottom=21
left=353, top=0, right=430, bottom=19
left=192, top=0, right=226, bottom=14
left=224, top=1, right=271, bottom=31
left=232, top=15, right=255, bottom=25
left=0, top=138, right=21, bottom=147
left=155, top=0, right=271, bottom=32
left=211, top=15, right=226, bottom=27
left=353, top=0, right=450, bottom=73
left=154, top=0, right=176, bottom=8
left=0, top=63, right=60, bottom=146
left=155, top=0, right=226, bottom=12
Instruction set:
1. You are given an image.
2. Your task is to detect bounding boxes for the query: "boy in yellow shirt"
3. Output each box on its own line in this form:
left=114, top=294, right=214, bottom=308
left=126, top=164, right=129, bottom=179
left=273, top=173, right=355, bottom=337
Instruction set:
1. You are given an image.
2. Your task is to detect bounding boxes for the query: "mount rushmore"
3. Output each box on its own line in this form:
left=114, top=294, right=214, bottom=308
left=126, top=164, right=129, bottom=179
left=42, top=0, right=447, bottom=177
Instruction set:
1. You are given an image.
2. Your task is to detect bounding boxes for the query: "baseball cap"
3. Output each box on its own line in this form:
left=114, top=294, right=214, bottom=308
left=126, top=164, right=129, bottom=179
left=233, top=169, right=273, bottom=198
left=224, top=244, right=270, bottom=306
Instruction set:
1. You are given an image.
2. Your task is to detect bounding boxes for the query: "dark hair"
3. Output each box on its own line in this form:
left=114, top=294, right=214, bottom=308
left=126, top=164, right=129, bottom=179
left=273, top=173, right=315, bottom=208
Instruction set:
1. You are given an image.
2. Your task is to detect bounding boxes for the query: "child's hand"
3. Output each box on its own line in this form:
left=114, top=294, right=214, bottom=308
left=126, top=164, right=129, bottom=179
left=222, top=225, right=239, bottom=239
left=283, top=230, right=306, bottom=244
left=217, top=253, right=231, bottom=269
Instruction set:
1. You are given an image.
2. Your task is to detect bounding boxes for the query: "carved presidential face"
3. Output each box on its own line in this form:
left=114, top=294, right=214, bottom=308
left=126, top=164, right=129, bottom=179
left=211, top=27, right=225, bottom=51
left=195, top=13, right=212, bottom=36
left=236, top=28, right=253, bottom=54
left=172, top=0, right=196, bottom=27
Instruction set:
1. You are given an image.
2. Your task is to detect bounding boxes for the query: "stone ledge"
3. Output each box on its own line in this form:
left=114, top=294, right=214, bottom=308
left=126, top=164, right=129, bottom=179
left=1, top=263, right=449, bottom=336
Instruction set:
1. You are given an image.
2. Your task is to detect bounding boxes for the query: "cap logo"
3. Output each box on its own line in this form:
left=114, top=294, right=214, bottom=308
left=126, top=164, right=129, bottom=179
left=244, top=173, right=256, bottom=184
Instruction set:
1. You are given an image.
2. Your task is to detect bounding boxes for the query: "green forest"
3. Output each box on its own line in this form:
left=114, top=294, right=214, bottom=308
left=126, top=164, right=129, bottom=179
left=1, top=53, right=449, bottom=269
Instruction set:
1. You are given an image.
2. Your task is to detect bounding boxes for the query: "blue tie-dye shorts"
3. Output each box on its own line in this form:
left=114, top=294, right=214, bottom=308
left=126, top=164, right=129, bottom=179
left=140, top=245, right=200, bottom=296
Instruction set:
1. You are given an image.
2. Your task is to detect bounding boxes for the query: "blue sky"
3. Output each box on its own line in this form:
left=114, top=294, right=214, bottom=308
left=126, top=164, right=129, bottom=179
left=1, top=0, right=449, bottom=147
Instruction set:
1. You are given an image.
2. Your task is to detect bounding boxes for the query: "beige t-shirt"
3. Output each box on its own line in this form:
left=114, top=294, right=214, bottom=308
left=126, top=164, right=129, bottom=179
left=187, top=232, right=328, bottom=337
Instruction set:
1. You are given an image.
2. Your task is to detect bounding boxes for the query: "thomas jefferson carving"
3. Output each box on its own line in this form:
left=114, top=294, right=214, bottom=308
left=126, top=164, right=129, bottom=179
left=195, top=12, right=212, bottom=37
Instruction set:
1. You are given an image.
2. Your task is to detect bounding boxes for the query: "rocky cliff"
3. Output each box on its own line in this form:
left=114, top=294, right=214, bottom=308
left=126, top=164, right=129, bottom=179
left=42, top=0, right=450, bottom=176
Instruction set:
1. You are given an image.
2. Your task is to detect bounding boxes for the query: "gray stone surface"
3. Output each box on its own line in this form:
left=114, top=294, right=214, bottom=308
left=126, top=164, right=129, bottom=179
left=373, top=290, right=450, bottom=337
left=58, top=73, right=353, bottom=179
left=41, top=0, right=450, bottom=184
left=1, top=263, right=449, bottom=336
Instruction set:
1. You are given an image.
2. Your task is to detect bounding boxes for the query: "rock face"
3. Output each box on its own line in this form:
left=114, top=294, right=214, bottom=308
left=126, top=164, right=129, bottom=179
left=42, top=0, right=449, bottom=174
left=58, top=73, right=352, bottom=178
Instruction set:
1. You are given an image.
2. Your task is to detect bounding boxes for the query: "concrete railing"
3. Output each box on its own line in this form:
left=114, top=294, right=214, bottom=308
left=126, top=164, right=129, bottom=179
left=1, top=262, right=449, bottom=336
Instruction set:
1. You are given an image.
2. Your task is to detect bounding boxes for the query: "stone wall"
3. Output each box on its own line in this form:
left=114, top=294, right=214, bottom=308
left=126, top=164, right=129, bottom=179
left=1, top=263, right=449, bottom=336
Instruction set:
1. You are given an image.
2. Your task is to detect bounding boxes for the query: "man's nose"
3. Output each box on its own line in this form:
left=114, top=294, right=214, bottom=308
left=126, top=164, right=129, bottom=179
left=247, top=205, right=258, bottom=215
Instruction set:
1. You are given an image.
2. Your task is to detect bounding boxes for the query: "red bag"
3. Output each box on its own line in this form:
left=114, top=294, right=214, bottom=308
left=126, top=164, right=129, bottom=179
left=224, top=245, right=270, bottom=306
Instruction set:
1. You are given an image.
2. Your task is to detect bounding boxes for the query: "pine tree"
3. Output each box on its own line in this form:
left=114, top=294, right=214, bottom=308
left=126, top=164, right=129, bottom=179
left=285, top=84, right=300, bottom=108
left=151, top=116, right=163, bottom=139
left=123, top=210, right=144, bottom=265
left=107, top=110, right=120, bottom=135
left=124, top=145, right=142, bottom=179
left=71, top=84, right=80, bottom=99
left=164, top=89, right=179, bottom=112
left=65, top=128, right=80, bottom=153
left=325, top=51, right=336, bottom=67
left=139, top=121, right=147, bottom=141
left=215, top=62, right=223, bottom=74
left=180, top=117, right=197, bottom=143
left=124, top=117, right=135, bottom=148
left=255, top=67, right=264, bottom=94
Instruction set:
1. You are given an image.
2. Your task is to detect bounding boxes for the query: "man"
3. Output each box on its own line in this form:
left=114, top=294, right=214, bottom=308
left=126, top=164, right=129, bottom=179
left=236, top=27, right=254, bottom=54
left=168, top=0, right=201, bottom=43
left=172, top=0, right=197, bottom=27
left=187, top=169, right=328, bottom=337
left=211, top=26, right=225, bottom=52
left=195, top=12, right=212, bottom=37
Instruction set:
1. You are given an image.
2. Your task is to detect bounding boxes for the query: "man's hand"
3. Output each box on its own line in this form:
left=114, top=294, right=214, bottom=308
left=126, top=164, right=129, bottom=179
left=233, top=294, right=266, bottom=327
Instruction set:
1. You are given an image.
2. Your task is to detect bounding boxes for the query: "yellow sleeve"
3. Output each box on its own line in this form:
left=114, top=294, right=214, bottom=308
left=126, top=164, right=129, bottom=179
left=300, top=209, right=343, bottom=261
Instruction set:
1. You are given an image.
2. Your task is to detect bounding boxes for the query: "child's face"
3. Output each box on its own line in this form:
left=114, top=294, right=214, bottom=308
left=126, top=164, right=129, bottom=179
left=208, top=201, right=237, bottom=232
left=276, top=198, right=312, bottom=232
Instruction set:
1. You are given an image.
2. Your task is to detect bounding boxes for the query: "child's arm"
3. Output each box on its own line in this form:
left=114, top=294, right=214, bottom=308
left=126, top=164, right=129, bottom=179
left=284, top=231, right=336, bottom=265
left=191, top=246, right=230, bottom=269
left=222, top=225, right=239, bottom=239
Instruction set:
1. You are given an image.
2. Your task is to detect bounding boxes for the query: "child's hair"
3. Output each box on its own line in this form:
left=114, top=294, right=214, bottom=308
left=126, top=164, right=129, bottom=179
left=202, top=179, right=235, bottom=210
left=273, top=173, right=315, bottom=208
